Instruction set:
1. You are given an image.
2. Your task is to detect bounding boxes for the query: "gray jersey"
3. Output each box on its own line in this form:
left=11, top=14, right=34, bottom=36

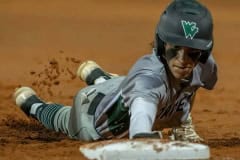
left=94, top=50, right=217, bottom=138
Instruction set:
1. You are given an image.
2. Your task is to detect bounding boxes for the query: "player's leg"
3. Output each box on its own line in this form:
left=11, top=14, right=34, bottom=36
left=77, top=60, right=118, bottom=85
left=70, top=76, right=126, bottom=140
left=14, top=86, right=71, bottom=136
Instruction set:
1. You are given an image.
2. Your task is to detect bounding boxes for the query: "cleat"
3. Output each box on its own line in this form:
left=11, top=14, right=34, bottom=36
left=76, top=60, right=118, bottom=85
left=14, top=87, right=36, bottom=107
left=13, top=86, right=42, bottom=116
left=77, top=61, right=102, bottom=82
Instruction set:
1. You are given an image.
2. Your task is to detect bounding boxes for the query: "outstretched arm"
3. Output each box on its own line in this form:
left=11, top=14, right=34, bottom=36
left=129, top=97, right=158, bottom=138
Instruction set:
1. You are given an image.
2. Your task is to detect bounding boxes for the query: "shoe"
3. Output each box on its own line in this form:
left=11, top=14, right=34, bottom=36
left=14, top=86, right=42, bottom=116
left=169, top=115, right=204, bottom=143
left=14, top=87, right=36, bottom=107
left=77, top=60, right=118, bottom=85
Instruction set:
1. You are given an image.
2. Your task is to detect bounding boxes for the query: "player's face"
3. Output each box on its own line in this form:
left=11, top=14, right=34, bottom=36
left=164, top=43, right=202, bottom=80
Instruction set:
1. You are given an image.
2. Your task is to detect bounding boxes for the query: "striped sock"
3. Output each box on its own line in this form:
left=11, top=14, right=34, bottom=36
left=34, top=103, right=64, bottom=130
left=22, top=95, right=64, bottom=130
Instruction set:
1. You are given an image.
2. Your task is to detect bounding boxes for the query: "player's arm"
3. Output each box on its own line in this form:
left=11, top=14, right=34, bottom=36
left=129, top=97, right=158, bottom=138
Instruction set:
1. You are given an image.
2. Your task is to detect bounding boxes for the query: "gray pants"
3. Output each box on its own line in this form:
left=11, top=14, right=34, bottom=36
left=51, top=77, right=124, bottom=141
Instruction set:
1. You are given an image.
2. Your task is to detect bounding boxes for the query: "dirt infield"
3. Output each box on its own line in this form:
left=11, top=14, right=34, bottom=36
left=0, top=0, right=239, bottom=159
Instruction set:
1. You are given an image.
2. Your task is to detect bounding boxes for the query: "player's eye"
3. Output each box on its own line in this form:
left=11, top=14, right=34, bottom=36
left=171, top=45, right=182, bottom=51
left=188, top=51, right=202, bottom=61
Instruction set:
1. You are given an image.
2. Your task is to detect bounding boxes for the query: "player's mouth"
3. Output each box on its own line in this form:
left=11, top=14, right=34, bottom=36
left=170, top=64, right=194, bottom=79
left=174, top=65, right=192, bottom=71
left=172, top=65, right=193, bottom=78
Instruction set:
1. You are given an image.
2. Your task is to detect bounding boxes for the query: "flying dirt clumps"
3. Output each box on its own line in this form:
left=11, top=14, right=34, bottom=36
left=29, top=53, right=81, bottom=97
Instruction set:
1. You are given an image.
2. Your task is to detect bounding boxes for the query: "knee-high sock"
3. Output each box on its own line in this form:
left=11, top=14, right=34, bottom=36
left=33, top=103, right=64, bottom=130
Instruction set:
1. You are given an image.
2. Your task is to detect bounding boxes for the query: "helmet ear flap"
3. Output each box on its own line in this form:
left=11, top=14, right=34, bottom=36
left=199, top=39, right=214, bottom=64
left=199, top=51, right=210, bottom=64
left=155, top=34, right=165, bottom=59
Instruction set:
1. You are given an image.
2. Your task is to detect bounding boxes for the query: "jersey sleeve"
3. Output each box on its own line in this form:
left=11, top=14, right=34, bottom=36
left=121, top=72, right=164, bottom=108
left=129, top=97, right=157, bottom=138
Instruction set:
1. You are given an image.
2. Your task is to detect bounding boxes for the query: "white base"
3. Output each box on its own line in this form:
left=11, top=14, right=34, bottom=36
left=79, top=139, right=210, bottom=160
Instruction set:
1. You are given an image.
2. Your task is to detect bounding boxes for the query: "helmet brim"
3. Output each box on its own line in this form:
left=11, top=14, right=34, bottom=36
left=158, top=31, right=213, bottom=51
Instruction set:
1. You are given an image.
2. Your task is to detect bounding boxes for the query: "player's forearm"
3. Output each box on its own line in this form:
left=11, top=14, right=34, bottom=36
left=129, top=97, right=157, bottom=138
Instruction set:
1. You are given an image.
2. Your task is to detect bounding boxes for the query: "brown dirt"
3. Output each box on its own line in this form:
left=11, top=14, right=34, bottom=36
left=0, top=0, right=239, bottom=159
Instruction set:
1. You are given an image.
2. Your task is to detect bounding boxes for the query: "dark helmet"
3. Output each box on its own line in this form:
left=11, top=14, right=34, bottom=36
left=155, top=0, right=214, bottom=63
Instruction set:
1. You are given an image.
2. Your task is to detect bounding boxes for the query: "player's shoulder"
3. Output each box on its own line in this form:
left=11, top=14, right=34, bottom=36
left=126, top=52, right=167, bottom=86
left=134, top=51, right=165, bottom=73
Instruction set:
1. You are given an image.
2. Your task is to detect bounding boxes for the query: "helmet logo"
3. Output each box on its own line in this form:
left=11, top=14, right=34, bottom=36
left=181, top=20, right=199, bottom=40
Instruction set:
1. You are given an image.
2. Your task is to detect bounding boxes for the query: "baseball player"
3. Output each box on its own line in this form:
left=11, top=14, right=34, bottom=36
left=14, top=0, right=217, bottom=142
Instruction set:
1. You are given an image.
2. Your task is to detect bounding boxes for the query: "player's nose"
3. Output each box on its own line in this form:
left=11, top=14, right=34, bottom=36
left=176, top=49, right=190, bottom=63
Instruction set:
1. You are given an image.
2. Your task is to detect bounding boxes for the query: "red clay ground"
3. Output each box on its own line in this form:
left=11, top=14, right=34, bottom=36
left=0, top=0, right=239, bottom=159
